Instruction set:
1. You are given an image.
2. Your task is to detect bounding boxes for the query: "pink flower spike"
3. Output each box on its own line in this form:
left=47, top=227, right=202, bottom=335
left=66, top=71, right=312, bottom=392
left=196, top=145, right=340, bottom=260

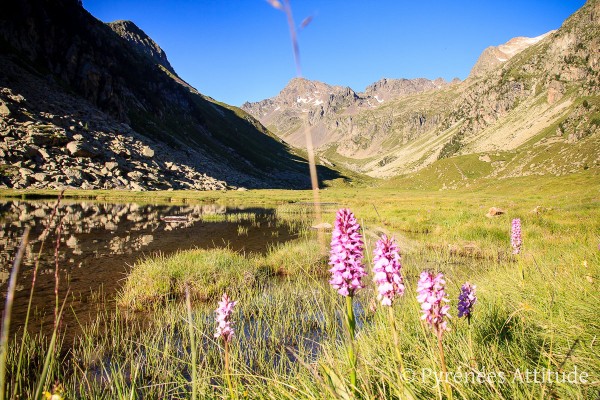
left=511, top=218, right=522, bottom=255
left=416, top=271, right=451, bottom=336
left=215, top=293, right=237, bottom=343
left=328, top=208, right=366, bottom=297
left=372, top=235, right=405, bottom=306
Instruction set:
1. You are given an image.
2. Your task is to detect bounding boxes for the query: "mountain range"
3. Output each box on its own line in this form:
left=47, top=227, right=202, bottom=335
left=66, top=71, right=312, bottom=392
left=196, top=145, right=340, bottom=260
left=0, top=0, right=598, bottom=191
left=243, top=0, right=600, bottom=187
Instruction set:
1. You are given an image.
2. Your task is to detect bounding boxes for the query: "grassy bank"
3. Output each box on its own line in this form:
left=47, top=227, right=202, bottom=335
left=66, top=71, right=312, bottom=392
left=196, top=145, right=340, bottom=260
left=1, top=171, right=599, bottom=398
left=119, top=240, right=327, bottom=309
left=1, top=168, right=596, bottom=206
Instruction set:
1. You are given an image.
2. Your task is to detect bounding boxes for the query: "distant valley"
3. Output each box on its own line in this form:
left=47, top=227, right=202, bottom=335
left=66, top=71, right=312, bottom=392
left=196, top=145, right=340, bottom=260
left=243, top=0, right=600, bottom=188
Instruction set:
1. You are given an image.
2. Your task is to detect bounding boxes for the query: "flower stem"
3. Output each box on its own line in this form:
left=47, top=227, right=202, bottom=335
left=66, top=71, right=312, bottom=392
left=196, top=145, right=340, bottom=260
left=467, top=316, right=475, bottom=368
left=345, top=295, right=357, bottom=392
left=0, top=228, right=29, bottom=400
left=388, top=307, right=405, bottom=372
left=388, top=306, right=406, bottom=394
left=224, top=340, right=235, bottom=400
left=437, top=333, right=452, bottom=400
left=185, top=286, right=197, bottom=400
left=518, top=255, right=524, bottom=282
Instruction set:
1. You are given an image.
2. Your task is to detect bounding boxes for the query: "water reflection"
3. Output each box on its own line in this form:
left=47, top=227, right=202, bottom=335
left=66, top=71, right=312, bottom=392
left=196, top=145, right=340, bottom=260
left=0, top=200, right=297, bottom=335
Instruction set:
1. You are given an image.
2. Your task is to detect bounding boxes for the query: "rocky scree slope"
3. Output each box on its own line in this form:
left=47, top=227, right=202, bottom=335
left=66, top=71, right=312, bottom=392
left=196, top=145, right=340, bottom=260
left=0, top=0, right=336, bottom=190
left=244, top=0, right=600, bottom=182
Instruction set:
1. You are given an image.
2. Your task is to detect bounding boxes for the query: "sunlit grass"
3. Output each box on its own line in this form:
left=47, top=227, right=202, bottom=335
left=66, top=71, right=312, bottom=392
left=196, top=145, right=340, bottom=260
left=1, top=171, right=599, bottom=398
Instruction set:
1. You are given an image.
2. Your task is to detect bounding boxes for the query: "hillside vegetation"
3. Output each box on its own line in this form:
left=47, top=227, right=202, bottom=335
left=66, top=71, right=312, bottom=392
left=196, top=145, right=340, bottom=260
left=244, top=0, right=600, bottom=185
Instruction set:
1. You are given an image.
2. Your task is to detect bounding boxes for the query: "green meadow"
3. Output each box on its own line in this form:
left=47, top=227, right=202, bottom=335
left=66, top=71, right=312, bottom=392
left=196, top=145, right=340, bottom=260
left=1, top=169, right=599, bottom=399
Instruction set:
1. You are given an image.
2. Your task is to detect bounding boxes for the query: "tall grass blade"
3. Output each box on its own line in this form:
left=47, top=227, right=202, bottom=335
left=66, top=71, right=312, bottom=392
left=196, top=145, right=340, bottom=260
left=185, top=285, right=197, bottom=400
left=33, top=293, right=69, bottom=400
left=0, top=227, right=30, bottom=400
left=14, top=192, right=63, bottom=398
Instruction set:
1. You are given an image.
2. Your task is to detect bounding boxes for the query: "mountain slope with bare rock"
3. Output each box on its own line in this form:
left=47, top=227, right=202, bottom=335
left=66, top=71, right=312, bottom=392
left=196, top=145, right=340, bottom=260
left=469, top=31, right=554, bottom=78
left=0, top=0, right=340, bottom=190
left=242, top=76, right=452, bottom=150
left=107, top=20, right=177, bottom=75
left=243, top=0, right=600, bottom=184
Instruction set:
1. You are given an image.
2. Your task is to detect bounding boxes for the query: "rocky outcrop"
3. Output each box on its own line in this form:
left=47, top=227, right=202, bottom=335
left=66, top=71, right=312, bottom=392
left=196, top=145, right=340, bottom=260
left=447, top=0, right=599, bottom=142
left=107, top=20, right=176, bottom=74
left=363, top=77, right=451, bottom=102
left=469, top=32, right=554, bottom=78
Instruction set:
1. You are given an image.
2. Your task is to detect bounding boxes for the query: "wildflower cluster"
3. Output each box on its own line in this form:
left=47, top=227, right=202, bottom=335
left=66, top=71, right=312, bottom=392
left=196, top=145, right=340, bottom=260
left=328, top=208, right=366, bottom=297
left=213, top=207, right=491, bottom=398
left=215, top=293, right=237, bottom=343
left=416, top=272, right=451, bottom=336
left=372, top=235, right=405, bottom=306
left=457, top=282, right=477, bottom=319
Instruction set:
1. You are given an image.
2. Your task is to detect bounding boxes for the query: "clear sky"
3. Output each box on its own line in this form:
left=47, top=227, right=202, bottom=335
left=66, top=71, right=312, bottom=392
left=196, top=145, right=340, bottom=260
left=83, top=0, right=586, bottom=106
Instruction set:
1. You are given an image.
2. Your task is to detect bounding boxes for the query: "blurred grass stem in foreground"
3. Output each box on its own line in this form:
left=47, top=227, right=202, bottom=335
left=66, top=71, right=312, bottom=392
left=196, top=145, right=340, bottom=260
left=267, top=0, right=325, bottom=251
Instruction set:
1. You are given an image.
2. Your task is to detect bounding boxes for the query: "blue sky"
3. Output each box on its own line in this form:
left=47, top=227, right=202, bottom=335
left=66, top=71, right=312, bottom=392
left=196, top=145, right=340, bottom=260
left=84, top=0, right=586, bottom=106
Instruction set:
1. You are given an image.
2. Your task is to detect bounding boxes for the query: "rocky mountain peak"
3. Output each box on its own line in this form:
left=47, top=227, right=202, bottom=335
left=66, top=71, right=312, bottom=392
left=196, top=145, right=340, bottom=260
left=241, top=74, right=454, bottom=150
left=278, top=77, right=340, bottom=106
left=469, top=31, right=554, bottom=78
left=242, top=77, right=359, bottom=121
left=242, top=75, right=450, bottom=120
left=107, top=20, right=176, bottom=74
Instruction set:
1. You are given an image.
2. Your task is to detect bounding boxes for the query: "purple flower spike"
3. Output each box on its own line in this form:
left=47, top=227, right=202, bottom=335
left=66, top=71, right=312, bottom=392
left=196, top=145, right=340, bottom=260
left=215, top=293, right=237, bottom=343
left=457, top=282, right=477, bottom=319
left=511, top=218, right=522, bottom=255
left=373, top=235, right=405, bottom=306
left=416, top=271, right=451, bottom=336
left=329, top=208, right=366, bottom=297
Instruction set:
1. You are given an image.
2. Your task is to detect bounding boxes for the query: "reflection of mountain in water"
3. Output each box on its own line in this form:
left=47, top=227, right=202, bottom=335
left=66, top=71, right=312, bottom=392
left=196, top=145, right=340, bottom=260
left=0, top=202, right=232, bottom=283
left=0, top=200, right=296, bottom=334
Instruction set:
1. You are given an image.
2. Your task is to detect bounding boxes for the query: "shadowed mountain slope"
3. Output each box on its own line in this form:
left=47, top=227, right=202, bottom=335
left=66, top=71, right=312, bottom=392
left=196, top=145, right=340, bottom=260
left=0, top=0, right=341, bottom=190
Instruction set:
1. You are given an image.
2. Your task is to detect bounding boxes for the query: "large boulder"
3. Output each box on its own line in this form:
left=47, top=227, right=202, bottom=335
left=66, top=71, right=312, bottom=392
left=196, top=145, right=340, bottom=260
left=0, top=101, right=10, bottom=117
left=66, top=141, right=100, bottom=158
left=141, top=146, right=154, bottom=158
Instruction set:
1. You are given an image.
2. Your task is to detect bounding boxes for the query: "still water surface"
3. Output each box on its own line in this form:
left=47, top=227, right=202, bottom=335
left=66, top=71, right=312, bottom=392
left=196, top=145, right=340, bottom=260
left=0, top=200, right=297, bottom=335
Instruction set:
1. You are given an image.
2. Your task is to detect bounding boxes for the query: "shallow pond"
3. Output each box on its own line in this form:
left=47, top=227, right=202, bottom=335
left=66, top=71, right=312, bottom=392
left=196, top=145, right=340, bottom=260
left=0, top=199, right=299, bottom=336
